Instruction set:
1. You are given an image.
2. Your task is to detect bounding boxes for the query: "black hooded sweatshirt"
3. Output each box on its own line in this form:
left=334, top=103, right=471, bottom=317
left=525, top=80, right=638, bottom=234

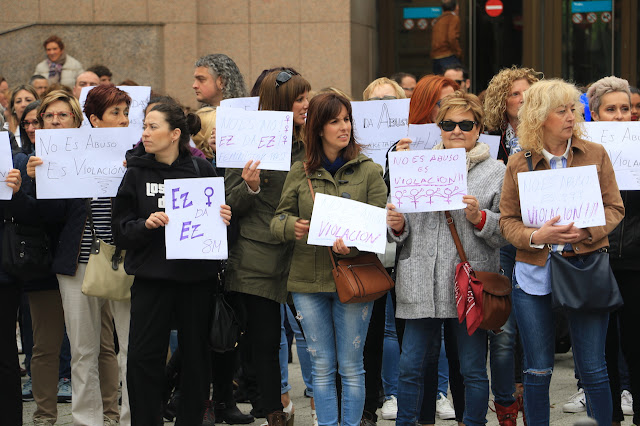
left=112, top=144, right=219, bottom=282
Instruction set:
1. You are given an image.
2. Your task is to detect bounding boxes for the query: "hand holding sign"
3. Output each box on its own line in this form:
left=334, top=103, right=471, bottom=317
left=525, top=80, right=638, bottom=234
left=530, top=216, right=591, bottom=245
left=0, top=133, right=16, bottom=200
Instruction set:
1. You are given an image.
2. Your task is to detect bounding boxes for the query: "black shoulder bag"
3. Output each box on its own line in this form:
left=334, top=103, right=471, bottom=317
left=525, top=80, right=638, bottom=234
left=2, top=209, right=53, bottom=282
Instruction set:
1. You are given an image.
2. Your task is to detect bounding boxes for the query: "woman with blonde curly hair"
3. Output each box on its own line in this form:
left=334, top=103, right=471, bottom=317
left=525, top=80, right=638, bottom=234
left=500, top=79, right=624, bottom=425
left=483, top=66, right=542, bottom=163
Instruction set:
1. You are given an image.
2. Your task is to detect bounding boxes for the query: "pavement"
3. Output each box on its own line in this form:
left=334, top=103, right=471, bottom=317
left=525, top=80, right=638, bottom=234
left=20, top=348, right=631, bottom=425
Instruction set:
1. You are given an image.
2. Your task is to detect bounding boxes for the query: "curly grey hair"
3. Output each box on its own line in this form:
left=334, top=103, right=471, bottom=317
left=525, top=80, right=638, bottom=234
left=586, top=76, right=630, bottom=116
left=195, top=54, right=248, bottom=101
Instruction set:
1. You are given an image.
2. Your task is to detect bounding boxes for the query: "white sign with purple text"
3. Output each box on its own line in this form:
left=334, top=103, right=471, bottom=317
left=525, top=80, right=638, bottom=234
left=517, top=165, right=606, bottom=228
left=0, top=132, right=14, bottom=200
left=388, top=148, right=467, bottom=213
left=407, top=123, right=501, bottom=159
left=215, top=107, right=294, bottom=171
left=164, top=177, right=228, bottom=260
left=307, top=193, right=387, bottom=254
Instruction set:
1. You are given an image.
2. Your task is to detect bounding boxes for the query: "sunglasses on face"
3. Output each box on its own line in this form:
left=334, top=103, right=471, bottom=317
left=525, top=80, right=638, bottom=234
left=368, top=95, right=397, bottom=101
left=454, top=79, right=464, bottom=86
left=439, top=120, right=477, bottom=132
left=275, top=71, right=293, bottom=89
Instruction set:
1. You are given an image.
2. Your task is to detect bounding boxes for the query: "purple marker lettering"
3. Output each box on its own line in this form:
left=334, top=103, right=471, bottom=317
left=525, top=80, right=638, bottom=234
left=172, top=187, right=180, bottom=209
left=180, top=221, right=191, bottom=240
left=180, top=191, right=193, bottom=208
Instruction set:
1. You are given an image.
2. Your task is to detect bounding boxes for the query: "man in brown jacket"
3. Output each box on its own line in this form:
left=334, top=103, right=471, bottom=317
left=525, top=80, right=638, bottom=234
left=432, top=0, right=462, bottom=75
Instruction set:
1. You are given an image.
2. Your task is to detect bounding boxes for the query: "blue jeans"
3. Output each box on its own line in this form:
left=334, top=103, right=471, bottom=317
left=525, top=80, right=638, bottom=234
left=382, top=293, right=399, bottom=398
left=292, top=292, right=373, bottom=426
left=488, top=309, right=516, bottom=407
left=455, top=321, right=490, bottom=425
left=280, top=305, right=292, bottom=394
left=512, top=271, right=612, bottom=425
left=286, top=304, right=313, bottom=397
left=437, top=328, right=449, bottom=396
left=432, top=55, right=462, bottom=76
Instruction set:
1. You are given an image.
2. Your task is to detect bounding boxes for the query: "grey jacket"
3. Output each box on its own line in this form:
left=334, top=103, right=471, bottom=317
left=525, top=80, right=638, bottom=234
left=389, top=157, right=507, bottom=320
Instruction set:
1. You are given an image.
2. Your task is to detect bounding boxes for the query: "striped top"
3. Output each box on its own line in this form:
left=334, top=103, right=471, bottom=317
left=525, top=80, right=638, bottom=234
left=78, top=198, right=113, bottom=263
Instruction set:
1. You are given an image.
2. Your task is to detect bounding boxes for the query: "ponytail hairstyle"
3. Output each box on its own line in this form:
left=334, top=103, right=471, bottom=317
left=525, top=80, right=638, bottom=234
left=149, top=103, right=201, bottom=155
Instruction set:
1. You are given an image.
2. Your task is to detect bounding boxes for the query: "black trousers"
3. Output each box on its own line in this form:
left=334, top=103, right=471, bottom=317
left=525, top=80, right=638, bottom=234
left=237, top=292, right=283, bottom=414
left=127, top=278, right=212, bottom=426
left=0, top=283, right=21, bottom=425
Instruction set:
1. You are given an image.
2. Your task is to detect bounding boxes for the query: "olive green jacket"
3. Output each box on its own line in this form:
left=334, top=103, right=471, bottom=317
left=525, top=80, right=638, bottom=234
left=224, top=140, right=305, bottom=303
left=270, top=154, right=388, bottom=293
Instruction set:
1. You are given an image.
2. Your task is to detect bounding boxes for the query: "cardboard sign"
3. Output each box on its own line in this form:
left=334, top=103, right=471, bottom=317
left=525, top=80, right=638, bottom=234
left=0, top=132, right=15, bottom=200
left=34, top=127, right=137, bottom=199
left=164, top=177, right=228, bottom=260
left=351, top=99, right=410, bottom=167
left=220, top=96, right=259, bottom=111
left=583, top=121, right=640, bottom=190
left=307, top=193, right=387, bottom=254
left=215, top=107, right=294, bottom=171
left=517, top=165, right=606, bottom=228
left=389, top=148, right=467, bottom=213
left=79, top=86, right=151, bottom=143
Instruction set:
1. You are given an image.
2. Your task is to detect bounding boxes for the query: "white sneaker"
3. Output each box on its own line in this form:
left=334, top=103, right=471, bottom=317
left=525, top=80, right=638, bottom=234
left=381, top=395, right=398, bottom=420
left=622, top=390, right=634, bottom=416
left=436, top=392, right=456, bottom=420
left=563, top=388, right=587, bottom=413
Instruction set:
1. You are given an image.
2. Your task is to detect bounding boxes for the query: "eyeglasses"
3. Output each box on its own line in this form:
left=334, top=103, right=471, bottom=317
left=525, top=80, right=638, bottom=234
left=41, top=111, right=74, bottom=122
left=21, top=120, right=40, bottom=128
left=454, top=80, right=464, bottom=86
left=439, top=120, right=477, bottom=132
left=275, top=71, right=293, bottom=89
left=368, top=95, right=397, bottom=101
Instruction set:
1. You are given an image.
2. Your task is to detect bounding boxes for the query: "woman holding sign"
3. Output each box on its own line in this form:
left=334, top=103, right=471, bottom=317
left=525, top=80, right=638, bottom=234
left=224, top=69, right=310, bottom=425
left=386, top=91, right=506, bottom=426
left=271, top=92, right=387, bottom=426
left=587, top=76, right=639, bottom=425
left=499, top=79, right=625, bottom=425
left=113, top=103, right=232, bottom=425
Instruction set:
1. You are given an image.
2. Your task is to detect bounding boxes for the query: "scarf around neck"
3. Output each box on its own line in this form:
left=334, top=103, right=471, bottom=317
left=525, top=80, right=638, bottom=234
left=432, top=141, right=490, bottom=171
left=322, top=155, right=347, bottom=176
left=47, top=52, right=67, bottom=83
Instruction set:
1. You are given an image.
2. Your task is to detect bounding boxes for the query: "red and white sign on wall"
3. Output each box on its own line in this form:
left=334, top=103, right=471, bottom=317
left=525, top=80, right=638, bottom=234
left=485, top=0, right=503, bottom=17
left=417, top=19, right=428, bottom=30
left=601, top=12, right=612, bottom=23
left=572, top=13, right=584, bottom=24
left=404, top=19, right=415, bottom=30
left=586, top=12, right=597, bottom=23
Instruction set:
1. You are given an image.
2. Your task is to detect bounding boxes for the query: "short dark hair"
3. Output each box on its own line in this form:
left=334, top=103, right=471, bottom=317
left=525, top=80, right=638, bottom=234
left=149, top=103, right=201, bottom=155
left=29, top=75, right=47, bottom=84
left=86, top=65, right=112, bottom=78
left=630, top=86, right=640, bottom=96
left=390, top=72, right=417, bottom=86
left=442, top=65, right=469, bottom=80
left=43, top=35, right=64, bottom=50
left=83, top=85, right=132, bottom=126
left=304, top=93, right=362, bottom=173
left=442, top=0, right=457, bottom=12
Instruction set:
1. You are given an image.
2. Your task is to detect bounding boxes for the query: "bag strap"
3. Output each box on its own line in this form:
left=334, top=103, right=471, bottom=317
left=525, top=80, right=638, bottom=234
left=192, top=157, right=201, bottom=177
left=85, top=199, right=96, bottom=237
left=304, top=164, right=338, bottom=271
left=525, top=151, right=533, bottom=172
left=444, top=211, right=468, bottom=264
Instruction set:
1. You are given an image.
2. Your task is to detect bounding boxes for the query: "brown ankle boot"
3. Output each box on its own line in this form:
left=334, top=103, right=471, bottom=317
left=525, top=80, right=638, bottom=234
left=495, top=401, right=519, bottom=426
left=266, top=411, right=287, bottom=426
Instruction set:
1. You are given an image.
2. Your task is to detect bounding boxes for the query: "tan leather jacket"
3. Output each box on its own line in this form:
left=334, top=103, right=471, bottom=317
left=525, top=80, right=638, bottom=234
left=499, top=137, right=624, bottom=266
left=431, top=11, right=462, bottom=59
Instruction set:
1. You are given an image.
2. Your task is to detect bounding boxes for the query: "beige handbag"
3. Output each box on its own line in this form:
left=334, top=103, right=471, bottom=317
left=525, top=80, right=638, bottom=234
left=81, top=201, right=134, bottom=301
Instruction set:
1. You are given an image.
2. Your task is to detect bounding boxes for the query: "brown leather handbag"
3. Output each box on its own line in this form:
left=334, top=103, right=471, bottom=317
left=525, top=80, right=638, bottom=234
left=305, top=175, right=394, bottom=304
left=444, top=211, right=511, bottom=333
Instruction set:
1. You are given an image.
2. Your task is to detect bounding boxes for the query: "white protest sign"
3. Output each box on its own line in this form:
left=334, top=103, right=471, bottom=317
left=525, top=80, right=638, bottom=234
left=307, top=193, right=387, bottom=254
left=0, top=132, right=14, bottom=200
left=406, top=123, right=500, bottom=159
left=215, top=107, right=293, bottom=171
left=583, top=121, right=640, bottom=190
left=34, top=127, right=137, bottom=199
left=220, top=96, right=259, bottom=111
left=164, top=177, right=228, bottom=260
left=388, top=148, right=467, bottom=213
left=517, top=165, right=606, bottom=228
left=351, top=99, right=410, bottom=167
left=79, top=86, right=151, bottom=143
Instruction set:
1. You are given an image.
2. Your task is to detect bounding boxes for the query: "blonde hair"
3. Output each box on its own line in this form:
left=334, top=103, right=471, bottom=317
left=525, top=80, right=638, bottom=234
left=362, top=78, right=406, bottom=100
left=36, top=90, right=83, bottom=128
left=316, top=86, right=353, bottom=101
left=192, top=106, right=215, bottom=159
left=517, top=79, right=585, bottom=153
left=435, top=90, right=484, bottom=133
left=483, top=66, right=542, bottom=131
left=586, top=76, right=631, bottom=117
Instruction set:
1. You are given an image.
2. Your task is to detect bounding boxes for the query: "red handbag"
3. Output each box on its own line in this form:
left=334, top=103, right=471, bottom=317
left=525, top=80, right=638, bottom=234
left=445, top=211, right=511, bottom=335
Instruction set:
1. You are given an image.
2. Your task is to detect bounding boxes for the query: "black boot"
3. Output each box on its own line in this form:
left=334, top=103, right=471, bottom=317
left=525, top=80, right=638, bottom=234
left=214, top=401, right=254, bottom=424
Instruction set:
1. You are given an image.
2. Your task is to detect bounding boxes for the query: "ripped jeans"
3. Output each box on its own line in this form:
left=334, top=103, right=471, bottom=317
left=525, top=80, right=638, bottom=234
left=512, top=273, right=611, bottom=426
left=292, top=292, right=373, bottom=426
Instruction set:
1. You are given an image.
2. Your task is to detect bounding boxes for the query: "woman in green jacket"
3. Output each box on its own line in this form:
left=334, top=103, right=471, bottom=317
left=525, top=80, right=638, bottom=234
left=271, top=93, right=387, bottom=426
left=225, top=69, right=310, bottom=426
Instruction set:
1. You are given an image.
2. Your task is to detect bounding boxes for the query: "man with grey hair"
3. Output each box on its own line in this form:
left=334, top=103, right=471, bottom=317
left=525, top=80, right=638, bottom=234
left=193, top=54, right=248, bottom=107
left=72, top=70, right=100, bottom=99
